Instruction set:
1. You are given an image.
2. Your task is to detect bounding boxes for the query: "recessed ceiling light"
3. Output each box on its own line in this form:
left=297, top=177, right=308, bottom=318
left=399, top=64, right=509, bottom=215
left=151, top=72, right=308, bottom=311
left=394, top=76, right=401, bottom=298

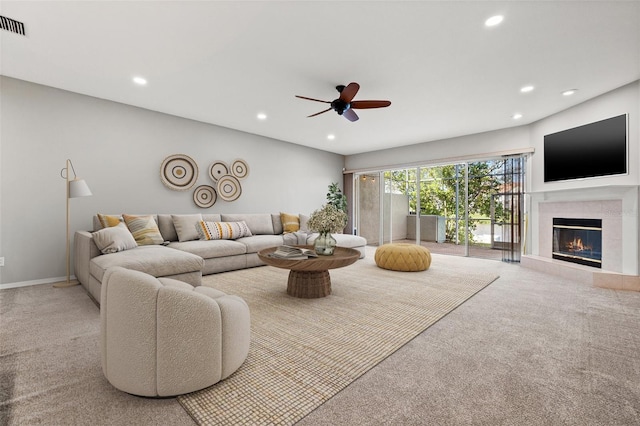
left=257, top=112, right=267, bottom=120
left=512, top=113, right=523, bottom=120
left=327, top=134, right=336, bottom=141
left=562, top=89, right=578, bottom=96
left=520, top=85, right=534, bottom=93
left=485, top=15, right=504, bottom=27
left=132, top=76, right=147, bottom=86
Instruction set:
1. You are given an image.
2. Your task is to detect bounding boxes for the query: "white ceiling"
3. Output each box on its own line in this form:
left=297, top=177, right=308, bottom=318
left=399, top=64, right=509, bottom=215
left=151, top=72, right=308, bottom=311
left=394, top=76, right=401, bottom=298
left=1, top=1, right=639, bottom=155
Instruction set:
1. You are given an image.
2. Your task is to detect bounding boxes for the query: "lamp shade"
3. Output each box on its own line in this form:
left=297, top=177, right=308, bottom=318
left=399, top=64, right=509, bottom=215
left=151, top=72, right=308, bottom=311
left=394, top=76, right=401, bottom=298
left=69, top=178, right=92, bottom=198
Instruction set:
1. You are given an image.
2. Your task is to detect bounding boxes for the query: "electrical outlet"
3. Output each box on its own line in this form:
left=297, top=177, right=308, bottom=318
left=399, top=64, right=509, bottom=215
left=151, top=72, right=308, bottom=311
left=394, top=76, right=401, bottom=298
left=0, top=257, right=4, bottom=267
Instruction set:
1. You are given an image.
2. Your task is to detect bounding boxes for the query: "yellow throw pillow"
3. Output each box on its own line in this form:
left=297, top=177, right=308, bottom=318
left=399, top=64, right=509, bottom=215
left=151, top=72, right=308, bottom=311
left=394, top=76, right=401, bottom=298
left=122, top=214, right=164, bottom=246
left=97, top=213, right=122, bottom=228
left=280, top=212, right=300, bottom=234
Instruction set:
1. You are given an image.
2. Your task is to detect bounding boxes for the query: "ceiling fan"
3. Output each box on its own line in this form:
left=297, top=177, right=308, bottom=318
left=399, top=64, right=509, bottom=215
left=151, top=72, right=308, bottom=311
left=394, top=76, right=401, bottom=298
left=295, top=82, right=391, bottom=122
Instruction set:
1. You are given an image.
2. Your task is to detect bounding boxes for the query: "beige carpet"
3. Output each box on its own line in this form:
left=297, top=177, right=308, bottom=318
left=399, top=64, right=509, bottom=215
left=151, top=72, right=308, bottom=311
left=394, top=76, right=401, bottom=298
left=178, top=252, right=499, bottom=425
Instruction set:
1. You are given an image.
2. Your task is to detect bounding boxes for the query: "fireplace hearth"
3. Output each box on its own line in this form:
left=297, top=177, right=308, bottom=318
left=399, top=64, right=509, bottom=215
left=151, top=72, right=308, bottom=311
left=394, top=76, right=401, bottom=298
left=552, top=218, right=602, bottom=268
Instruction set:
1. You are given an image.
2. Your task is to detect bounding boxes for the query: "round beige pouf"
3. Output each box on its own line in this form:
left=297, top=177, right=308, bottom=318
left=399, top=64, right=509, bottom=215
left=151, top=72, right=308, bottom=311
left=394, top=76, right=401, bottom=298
left=374, top=243, right=432, bottom=272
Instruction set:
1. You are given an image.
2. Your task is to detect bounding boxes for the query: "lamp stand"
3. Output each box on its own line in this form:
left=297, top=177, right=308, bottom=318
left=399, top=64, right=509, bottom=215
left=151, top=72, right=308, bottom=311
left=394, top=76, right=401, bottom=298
left=53, top=159, right=91, bottom=288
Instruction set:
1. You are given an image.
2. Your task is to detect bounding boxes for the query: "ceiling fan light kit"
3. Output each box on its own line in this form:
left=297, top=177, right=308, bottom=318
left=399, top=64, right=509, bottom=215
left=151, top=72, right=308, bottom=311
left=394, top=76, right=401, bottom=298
left=296, top=82, right=391, bottom=122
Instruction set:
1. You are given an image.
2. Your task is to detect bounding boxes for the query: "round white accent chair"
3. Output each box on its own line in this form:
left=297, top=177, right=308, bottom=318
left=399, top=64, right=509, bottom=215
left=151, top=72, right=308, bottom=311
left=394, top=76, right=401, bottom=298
left=100, top=266, right=250, bottom=397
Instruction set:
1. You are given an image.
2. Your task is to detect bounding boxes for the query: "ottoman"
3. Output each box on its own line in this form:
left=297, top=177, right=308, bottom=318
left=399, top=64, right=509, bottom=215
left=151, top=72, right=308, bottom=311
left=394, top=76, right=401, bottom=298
left=374, top=243, right=431, bottom=272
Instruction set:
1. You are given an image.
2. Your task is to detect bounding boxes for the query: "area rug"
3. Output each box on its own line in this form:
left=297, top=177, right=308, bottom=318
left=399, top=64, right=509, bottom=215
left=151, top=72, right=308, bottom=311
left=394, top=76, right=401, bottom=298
left=178, top=251, right=499, bottom=425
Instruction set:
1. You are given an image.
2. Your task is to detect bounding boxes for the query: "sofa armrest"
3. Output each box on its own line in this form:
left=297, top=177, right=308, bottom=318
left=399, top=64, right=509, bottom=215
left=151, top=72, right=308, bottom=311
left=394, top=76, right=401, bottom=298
left=74, top=230, right=100, bottom=288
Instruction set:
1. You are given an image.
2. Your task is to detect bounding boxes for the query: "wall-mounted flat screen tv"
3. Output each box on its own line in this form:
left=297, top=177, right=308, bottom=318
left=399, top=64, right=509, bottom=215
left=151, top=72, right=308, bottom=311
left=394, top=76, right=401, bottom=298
left=544, top=114, right=627, bottom=182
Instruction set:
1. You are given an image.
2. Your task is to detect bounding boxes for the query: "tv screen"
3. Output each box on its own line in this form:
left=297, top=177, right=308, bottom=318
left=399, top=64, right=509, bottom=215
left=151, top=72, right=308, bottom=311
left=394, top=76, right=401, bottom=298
left=544, top=114, right=627, bottom=182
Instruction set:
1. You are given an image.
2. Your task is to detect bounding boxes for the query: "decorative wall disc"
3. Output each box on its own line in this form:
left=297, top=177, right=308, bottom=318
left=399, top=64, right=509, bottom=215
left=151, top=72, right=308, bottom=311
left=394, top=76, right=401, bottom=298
left=217, top=174, right=242, bottom=201
left=231, top=159, right=250, bottom=179
left=193, top=185, right=217, bottom=208
left=160, top=154, right=198, bottom=191
left=209, top=161, right=229, bottom=182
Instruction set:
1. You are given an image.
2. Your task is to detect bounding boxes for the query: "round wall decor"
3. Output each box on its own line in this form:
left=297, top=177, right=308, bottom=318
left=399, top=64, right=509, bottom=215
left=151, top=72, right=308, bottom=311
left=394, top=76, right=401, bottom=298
left=193, top=185, right=217, bottom=208
left=217, top=174, right=242, bottom=201
left=231, top=159, right=250, bottom=179
left=160, top=154, right=198, bottom=191
left=209, top=161, right=229, bottom=182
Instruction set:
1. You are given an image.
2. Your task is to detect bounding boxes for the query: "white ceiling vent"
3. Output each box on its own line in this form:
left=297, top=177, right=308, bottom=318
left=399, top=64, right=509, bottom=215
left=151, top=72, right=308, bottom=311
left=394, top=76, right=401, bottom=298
left=0, top=16, right=26, bottom=36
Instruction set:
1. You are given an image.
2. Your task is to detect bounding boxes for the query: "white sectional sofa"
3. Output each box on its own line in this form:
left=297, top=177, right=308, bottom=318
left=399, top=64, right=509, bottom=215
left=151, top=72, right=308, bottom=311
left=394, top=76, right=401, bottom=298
left=74, top=213, right=366, bottom=304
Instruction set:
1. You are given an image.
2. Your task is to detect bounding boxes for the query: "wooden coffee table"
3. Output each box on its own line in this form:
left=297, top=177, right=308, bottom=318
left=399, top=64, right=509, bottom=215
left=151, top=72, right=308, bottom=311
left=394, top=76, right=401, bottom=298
left=257, top=246, right=360, bottom=298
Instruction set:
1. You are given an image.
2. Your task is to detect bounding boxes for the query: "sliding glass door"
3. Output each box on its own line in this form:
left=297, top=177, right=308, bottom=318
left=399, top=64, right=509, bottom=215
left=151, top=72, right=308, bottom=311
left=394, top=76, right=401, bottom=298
left=354, top=155, right=525, bottom=262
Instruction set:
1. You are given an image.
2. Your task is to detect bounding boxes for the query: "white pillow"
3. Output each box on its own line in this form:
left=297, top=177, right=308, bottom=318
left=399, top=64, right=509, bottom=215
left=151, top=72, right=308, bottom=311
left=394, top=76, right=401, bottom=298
left=172, top=214, right=203, bottom=242
left=299, top=214, right=310, bottom=232
left=92, top=223, right=137, bottom=254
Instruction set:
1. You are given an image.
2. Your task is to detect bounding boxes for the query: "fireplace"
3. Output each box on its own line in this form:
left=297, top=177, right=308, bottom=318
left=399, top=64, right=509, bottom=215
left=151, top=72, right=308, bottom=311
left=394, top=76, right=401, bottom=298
left=552, top=218, right=602, bottom=268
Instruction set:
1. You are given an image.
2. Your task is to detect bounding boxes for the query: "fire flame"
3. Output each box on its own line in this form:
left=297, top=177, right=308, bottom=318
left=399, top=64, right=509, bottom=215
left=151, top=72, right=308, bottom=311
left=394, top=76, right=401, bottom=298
left=567, top=238, right=591, bottom=252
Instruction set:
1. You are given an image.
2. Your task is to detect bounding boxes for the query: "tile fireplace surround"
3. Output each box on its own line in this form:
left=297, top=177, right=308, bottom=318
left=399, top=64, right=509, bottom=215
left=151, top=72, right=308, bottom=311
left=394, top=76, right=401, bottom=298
left=522, top=186, right=640, bottom=292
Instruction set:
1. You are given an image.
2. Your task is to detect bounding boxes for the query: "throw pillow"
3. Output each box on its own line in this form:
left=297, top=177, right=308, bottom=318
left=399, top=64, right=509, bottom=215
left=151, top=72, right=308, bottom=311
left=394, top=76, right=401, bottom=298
left=280, top=212, right=300, bottom=234
left=299, top=214, right=310, bottom=232
left=122, top=214, right=164, bottom=245
left=197, top=221, right=253, bottom=241
left=171, top=214, right=203, bottom=242
left=97, top=213, right=122, bottom=228
left=92, top=223, right=137, bottom=254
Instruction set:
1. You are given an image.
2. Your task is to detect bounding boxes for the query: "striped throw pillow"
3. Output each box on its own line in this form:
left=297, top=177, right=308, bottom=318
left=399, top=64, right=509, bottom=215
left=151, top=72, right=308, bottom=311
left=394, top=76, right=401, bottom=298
left=122, top=214, right=164, bottom=246
left=280, top=212, right=300, bottom=233
left=97, top=213, right=122, bottom=228
left=197, top=221, right=252, bottom=240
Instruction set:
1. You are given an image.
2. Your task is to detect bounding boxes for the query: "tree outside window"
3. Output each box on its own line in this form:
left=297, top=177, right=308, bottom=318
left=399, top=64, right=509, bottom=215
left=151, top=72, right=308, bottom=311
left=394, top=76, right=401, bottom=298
left=385, top=160, right=517, bottom=243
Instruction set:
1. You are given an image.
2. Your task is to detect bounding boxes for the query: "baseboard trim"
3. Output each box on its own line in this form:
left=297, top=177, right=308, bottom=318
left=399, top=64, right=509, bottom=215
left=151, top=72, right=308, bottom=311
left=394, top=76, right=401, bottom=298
left=0, top=275, right=76, bottom=290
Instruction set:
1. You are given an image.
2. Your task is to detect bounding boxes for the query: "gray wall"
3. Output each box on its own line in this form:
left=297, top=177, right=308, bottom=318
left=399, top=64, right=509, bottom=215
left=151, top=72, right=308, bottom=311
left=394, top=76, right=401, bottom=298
left=345, top=126, right=532, bottom=172
left=0, top=77, right=344, bottom=285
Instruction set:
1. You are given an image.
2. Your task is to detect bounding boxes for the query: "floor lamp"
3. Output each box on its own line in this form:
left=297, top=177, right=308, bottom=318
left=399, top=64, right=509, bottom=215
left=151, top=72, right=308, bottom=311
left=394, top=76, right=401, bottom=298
left=53, top=159, right=92, bottom=288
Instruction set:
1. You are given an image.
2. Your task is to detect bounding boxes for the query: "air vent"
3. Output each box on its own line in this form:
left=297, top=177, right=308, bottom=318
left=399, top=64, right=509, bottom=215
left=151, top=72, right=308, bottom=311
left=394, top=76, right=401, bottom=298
left=0, top=15, right=26, bottom=36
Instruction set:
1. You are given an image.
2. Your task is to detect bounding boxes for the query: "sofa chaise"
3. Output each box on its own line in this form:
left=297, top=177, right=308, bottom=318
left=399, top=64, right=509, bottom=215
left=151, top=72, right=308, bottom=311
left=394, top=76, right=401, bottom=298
left=74, top=212, right=366, bottom=304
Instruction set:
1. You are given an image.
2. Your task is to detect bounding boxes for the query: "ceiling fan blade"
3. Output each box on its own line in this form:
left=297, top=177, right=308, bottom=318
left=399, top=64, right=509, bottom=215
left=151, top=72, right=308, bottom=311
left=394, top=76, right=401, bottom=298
left=295, top=95, right=331, bottom=104
left=343, top=108, right=359, bottom=122
left=339, top=82, right=360, bottom=103
left=308, top=107, right=332, bottom=118
left=350, top=100, right=392, bottom=109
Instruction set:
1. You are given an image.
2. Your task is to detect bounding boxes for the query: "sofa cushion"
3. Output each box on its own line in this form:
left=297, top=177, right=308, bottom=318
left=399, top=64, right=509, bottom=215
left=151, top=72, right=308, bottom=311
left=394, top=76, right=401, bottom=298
left=90, top=245, right=203, bottom=283
left=172, top=214, right=203, bottom=242
left=271, top=214, right=283, bottom=235
left=299, top=214, right=310, bottom=232
left=92, top=223, right=137, bottom=254
left=236, top=235, right=286, bottom=253
left=97, top=213, right=122, bottom=228
left=157, top=214, right=178, bottom=242
left=220, top=214, right=274, bottom=235
left=168, top=239, right=247, bottom=259
left=307, top=232, right=367, bottom=249
left=123, top=214, right=164, bottom=245
left=280, top=212, right=300, bottom=233
left=197, top=221, right=252, bottom=240
left=202, top=214, right=222, bottom=222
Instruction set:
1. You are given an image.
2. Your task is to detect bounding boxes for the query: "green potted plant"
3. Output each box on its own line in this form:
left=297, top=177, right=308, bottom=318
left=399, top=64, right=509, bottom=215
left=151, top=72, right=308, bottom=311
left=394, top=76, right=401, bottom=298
left=326, top=182, right=347, bottom=214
